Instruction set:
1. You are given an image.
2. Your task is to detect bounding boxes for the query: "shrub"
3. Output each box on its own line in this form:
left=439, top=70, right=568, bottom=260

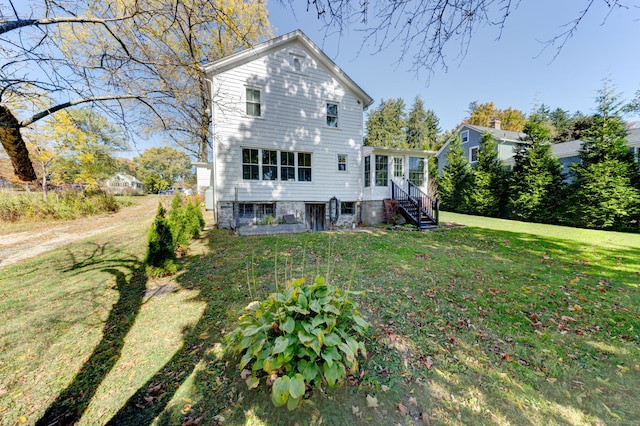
left=184, top=197, right=205, bottom=238
left=225, top=277, right=369, bottom=410
left=145, top=203, right=177, bottom=276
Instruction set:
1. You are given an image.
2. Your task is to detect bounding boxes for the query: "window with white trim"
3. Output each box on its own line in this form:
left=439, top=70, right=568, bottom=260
left=375, top=155, right=388, bottom=186
left=245, top=88, right=261, bottom=116
left=326, top=103, right=339, bottom=127
left=409, top=157, right=425, bottom=186
left=460, top=130, right=469, bottom=143
left=242, top=148, right=312, bottom=182
left=393, top=157, right=403, bottom=178
left=337, top=154, right=347, bottom=172
left=242, top=148, right=259, bottom=180
left=469, top=146, right=479, bottom=163
left=281, top=151, right=295, bottom=181
left=298, top=152, right=312, bottom=181
left=262, top=150, right=278, bottom=180
left=364, top=156, right=371, bottom=187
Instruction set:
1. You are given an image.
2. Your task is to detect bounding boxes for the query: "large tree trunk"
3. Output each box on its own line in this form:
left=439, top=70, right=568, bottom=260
left=0, top=105, right=36, bottom=181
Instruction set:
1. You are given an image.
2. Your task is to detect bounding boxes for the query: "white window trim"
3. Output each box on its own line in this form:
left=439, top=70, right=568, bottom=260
left=326, top=101, right=340, bottom=128
left=469, top=145, right=479, bottom=163
left=460, top=130, right=469, bottom=144
left=289, top=52, right=304, bottom=73
left=244, top=86, right=264, bottom=118
left=337, top=154, right=348, bottom=172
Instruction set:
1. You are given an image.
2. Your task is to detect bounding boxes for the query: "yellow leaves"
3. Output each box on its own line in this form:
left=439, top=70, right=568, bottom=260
left=365, top=394, right=378, bottom=407
left=602, top=402, right=623, bottom=421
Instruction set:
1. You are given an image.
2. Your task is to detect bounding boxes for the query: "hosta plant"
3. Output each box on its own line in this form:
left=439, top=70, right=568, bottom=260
left=224, top=277, right=369, bottom=410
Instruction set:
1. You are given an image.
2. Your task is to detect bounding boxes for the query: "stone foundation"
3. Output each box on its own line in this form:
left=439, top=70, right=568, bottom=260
left=360, top=200, right=384, bottom=226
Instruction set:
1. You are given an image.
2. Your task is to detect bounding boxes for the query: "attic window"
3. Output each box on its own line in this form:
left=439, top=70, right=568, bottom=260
left=245, top=88, right=261, bottom=117
left=293, top=57, right=301, bottom=71
left=326, top=103, right=339, bottom=127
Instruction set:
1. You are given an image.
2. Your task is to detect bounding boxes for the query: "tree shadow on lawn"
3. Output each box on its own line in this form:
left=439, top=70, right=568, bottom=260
left=87, top=228, right=640, bottom=425
left=35, top=253, right=147, bottom=426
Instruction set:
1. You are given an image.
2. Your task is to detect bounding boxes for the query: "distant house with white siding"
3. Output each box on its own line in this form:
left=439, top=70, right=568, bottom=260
left=104, top=173, right=143, bottom=195
left=196, top=30, right=437, bottom=230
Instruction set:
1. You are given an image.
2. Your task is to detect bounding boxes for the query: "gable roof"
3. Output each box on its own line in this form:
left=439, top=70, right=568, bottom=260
left=436, top=123, right=527, bottom=158
left=551, top=127, right=640, bottom=158
left=202, top=30, right=374, bottom=108
left=460, top=124, right=527, bottom=142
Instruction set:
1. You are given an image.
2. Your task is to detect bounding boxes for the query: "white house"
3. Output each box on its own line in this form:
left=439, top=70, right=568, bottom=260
left=197, top=30, right=436, bottom=231
left=104, top=173, right=143, bottom=195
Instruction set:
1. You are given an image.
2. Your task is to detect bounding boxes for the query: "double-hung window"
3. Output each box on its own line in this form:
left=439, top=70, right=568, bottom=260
left=298, top=153, right=312, bottom=181
left=262, top=150, right=278, bottom=180
left=242, top=148, right=259, bottom=180
left=337, top=154, right=347, bottom=172
left=281, top=152, right=295, bottom=181
left=375, top=155, right=388, bottom=186
left=326, top=103, right=338, bottom=127
left=246, top=88, right=261, bottom=117
left=469, top=146, right=479, bottom=163
left=460, top=130, right=469, bottom=143
left=409, top=157, right=425, bottom=186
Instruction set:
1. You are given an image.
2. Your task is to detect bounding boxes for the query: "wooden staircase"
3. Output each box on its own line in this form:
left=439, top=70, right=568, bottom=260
left=391, top=180, right=439, bottom=230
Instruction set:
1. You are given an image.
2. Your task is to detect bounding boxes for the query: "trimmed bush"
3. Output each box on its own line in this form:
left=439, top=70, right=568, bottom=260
left=145, top=203, right=177, bottom=276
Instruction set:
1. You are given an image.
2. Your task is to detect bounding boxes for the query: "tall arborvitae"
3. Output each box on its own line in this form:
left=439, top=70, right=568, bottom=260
left=437, top=136, right=472, bottom=213
left=567, top=81, right=640, bottom=230
left=508, top=114, right=565, bottom=223
left=468, top=133, right=507, bottom=217
left=146, top=203, right=176, bottom=269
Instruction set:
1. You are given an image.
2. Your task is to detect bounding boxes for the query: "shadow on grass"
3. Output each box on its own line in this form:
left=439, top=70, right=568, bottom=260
left=35, top=263, right=147, bottom=426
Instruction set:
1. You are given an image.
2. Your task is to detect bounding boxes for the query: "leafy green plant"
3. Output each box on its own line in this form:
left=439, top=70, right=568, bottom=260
left=261, top=214, right=277, bottom=225
left=225, top=276, right=369, bottom=410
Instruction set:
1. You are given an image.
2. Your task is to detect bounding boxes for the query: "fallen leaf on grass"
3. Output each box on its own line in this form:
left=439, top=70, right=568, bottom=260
left=366, top=394, right=378, bottom=407
left=602, top=403, right=623, bottom=421
left=396, top=402, right=409, bottom=415
left=352, top=406, right=362, bottom=418
left=409, top=397, right=418, bottom=406
left=420, top=412, right=431, bottom=426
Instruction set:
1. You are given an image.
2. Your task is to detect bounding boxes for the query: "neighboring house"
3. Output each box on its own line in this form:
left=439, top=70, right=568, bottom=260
left=196, top=30, right=436, bottom=231
left=104, top=173, right=143, bottom=195
left=436, top=120, right=527, bottom=175
left=547, top=126, right=640, bottom=182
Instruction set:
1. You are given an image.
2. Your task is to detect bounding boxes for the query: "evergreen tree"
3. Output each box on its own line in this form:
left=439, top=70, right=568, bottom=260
left=437, top=136, right=472, bottom=213
left=364, top=98, right=407, bottom=148
left=406, top=96, right=440, bottom=150
left=468, top=133, right=507, bottom=217
left=508, top=114, right=565, bottom=223
left=567, top=82, right=640, bottom=230
left=146, top=204, right=176, bottom=270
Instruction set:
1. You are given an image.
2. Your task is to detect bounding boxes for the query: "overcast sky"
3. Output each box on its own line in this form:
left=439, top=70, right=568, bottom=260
left=268, top=1, right=640, bottom=131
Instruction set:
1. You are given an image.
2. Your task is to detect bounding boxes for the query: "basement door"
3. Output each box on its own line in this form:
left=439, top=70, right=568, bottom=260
left=305, top=204, right=326, bottom=231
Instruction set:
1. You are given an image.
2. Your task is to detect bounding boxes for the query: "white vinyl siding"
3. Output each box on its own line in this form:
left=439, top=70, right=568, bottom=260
left=210, top=42, right=365, bottom=203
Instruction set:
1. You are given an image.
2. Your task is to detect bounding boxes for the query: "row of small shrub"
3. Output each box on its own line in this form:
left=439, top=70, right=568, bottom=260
left=0, top=190, right=124, bottom=222
left=145, top=194, right=205, bottom=276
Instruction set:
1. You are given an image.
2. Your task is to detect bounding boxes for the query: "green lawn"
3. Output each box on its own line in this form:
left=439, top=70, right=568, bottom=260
left=1, top=215, right=639, bottom=425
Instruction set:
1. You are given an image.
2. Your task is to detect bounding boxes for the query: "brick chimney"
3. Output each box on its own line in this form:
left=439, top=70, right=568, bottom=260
left=489, top=118, right=501, bottom=129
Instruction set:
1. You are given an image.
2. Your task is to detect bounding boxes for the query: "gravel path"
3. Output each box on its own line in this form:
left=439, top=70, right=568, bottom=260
left=0, top=195, right=161, bottom=268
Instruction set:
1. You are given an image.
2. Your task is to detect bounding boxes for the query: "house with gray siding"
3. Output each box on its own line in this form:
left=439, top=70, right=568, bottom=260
left=196, top=30, right=435, bottom=231
left=436, top=120, right=527, bottom=175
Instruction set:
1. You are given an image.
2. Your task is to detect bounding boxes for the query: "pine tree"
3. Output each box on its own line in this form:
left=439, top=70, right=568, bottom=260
left=406, top=96, right=440, bottom=150
left=567, top=81, right=640, bottom=230
left=468, top=133, right=507, bottom=217
left=508, top=114, right=565, bottom=223
left=364, top=98, right=407, bottom=148
left=437, top=136, right=472, bottom=213
left=146, top=204, right=176, bottom=270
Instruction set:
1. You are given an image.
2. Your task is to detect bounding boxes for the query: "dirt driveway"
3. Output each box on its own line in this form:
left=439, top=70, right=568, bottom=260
left=0, top=195, right=162, bottom=268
